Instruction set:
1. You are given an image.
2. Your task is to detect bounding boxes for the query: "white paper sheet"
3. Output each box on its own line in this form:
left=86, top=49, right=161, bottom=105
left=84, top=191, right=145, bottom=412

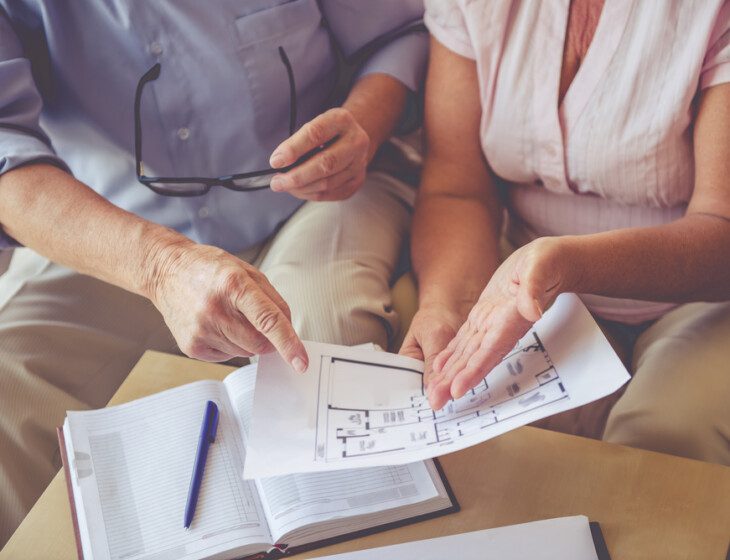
left=244, top=293, right=630, bottom=479
left=223, top=359, right=440, bottom=542
left=309, top=516, right=601, bottom=560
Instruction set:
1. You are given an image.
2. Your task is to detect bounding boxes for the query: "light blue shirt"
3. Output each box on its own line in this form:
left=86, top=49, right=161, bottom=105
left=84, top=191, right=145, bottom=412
left=0, top=0, right=426, bottom=253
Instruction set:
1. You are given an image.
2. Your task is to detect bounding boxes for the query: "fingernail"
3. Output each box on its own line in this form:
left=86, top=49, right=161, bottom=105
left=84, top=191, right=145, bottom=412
left=292, top=356, right=307, bottom=374
left=270, top=152, right=286, bottom=168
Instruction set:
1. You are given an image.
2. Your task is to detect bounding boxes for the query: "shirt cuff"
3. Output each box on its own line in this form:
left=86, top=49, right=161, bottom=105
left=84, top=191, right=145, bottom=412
left=700, top=61, right=730, bottom=90
left=357, top=31, right=429, bottom=92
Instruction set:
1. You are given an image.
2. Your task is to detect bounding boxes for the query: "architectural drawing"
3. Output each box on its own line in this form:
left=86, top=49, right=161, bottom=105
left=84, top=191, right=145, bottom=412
left=314, top=332, right=568, bottom=462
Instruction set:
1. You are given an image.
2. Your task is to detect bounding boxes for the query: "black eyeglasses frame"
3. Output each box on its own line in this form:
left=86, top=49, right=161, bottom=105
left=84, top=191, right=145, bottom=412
left=133, top=47, right=316, bottom=197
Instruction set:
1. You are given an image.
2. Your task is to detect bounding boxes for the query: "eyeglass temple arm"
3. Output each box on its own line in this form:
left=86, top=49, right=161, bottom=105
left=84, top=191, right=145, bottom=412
left=278, top=47, right=297, bottom=137
left=134, top=63, right=162, bottom=177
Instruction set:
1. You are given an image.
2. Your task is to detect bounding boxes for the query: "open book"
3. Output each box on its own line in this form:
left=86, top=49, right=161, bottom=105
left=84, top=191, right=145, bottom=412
left=58, top=361, right=457, bottom=560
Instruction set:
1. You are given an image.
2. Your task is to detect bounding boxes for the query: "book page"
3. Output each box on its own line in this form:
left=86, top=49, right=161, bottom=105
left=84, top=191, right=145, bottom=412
left=256, top=463, right=438, bottom=541
left=223, top=363, right=258, bottom=441
left=222, top=361, right=439, bottom=542
left=65, top=381, right=271, bottom=560
left=244, top=293, right=630, bottom=478
left=311, top=516, right=601, bottom=560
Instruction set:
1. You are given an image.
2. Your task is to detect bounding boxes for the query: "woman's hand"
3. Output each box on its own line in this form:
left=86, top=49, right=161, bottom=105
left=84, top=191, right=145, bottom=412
left=399, top=304, right=466, bottom=389
left=426, top=237, right=572, bottom=410
left=268, top=107, right=370, bottom=202
left=148, top=239, right=309, bottom=371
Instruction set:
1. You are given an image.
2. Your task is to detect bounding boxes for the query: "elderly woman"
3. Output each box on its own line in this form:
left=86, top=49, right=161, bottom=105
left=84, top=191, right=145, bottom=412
left=401, top=0, right=730, bottom=464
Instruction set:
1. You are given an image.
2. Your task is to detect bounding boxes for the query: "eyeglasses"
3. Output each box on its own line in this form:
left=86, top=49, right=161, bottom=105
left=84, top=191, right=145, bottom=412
left=134, top=20, right=426, bottom=197
left=134, top=47, right=322, bottom=197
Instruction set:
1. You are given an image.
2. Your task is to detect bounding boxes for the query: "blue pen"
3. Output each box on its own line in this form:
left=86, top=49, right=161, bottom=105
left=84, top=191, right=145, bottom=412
left=184, top=400, right=219, bottom=529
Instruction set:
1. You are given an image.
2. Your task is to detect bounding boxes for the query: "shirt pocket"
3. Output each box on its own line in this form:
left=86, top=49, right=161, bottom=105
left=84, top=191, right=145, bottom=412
left=232, top=0, right=335, bottom=150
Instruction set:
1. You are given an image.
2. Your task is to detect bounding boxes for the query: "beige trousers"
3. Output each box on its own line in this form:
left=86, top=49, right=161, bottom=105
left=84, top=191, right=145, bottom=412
left=530, top=301, right=730, bottom=466
left=602, top=301, right=730, bottom=464
left=0, top=172, right=413, bottom=546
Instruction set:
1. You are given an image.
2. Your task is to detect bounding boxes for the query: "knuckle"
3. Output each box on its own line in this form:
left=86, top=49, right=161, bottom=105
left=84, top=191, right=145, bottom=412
left=318, top=151, right=338, bottom=175
left=248, top=336, right=271, bottom=355
left=310, top=179, right=327, bottom=193
left=307, top=121, right=326, bottom=145
left=253, top=307, right=282, bottom=335
left=330, top=107, right=350, bottom=125
left=222, top=268, right=245, bottom=295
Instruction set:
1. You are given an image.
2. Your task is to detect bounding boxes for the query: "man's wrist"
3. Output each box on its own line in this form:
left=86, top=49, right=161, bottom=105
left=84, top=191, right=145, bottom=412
left=138, top=223, right=193, bottom=303
left=342, top=73, right=408, bottom=162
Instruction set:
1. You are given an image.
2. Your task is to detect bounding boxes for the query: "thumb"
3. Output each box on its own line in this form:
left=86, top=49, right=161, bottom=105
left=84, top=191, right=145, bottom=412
left=422, top=326, right=457, bottom=389
left=514, top=255, right=557, bottom=322
left=516, top=289, right=544, bottom=323
left=399, top=335, right=424, bottom=361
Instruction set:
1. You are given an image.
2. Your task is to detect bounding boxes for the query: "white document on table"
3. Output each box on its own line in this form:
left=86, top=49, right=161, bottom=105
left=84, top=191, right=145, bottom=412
left=244, top=293, right=630, bottom=479
left=310, top=516, right=601, bottom=560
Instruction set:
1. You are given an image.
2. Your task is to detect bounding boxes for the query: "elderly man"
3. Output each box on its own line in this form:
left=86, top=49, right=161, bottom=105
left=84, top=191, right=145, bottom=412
left=0, top=0, right=426, bottom=543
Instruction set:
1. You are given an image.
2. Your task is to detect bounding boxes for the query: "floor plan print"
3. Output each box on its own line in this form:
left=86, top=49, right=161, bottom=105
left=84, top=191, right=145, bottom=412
left=314, top=332, right=567, bottom=463
left=245, top=294, right=632, bottom=479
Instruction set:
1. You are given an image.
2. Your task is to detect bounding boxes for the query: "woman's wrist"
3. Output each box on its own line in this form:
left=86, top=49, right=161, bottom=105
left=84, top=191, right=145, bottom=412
left=522, top=235, right=587, bottom=298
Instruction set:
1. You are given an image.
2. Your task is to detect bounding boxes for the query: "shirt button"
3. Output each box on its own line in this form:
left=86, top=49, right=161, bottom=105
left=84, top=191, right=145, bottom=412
left=177, top=127, right=190, bottom=141
left=545, top=144, right=559, bottom=158
left=150, top=42, right=163, bottom=56
left=198, top=206, right=210, bottom=219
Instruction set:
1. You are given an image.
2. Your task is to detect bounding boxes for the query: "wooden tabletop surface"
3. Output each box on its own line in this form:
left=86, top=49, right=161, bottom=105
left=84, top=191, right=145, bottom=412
left=3, top=351, right=729, bottom=560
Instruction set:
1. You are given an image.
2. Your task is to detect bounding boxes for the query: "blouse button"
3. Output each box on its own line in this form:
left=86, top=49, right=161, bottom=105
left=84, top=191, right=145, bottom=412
left=177, top=127, right=191, bottom=141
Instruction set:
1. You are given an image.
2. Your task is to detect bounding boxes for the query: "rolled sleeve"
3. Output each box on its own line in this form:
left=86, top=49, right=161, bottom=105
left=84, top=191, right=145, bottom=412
left=357, top=31, right=428, bottom=92
left=0, top=12, right=68, bottom=248
left=321, top=0, right=427, bottom=91
left=424, top=0, right=475, bottom=60
left=700, top=1, right=730, bottom=89
left=0, top=54, right=66, bottom=176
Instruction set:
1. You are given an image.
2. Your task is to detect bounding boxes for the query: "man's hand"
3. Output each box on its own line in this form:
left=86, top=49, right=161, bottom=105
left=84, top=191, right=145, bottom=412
left=426, top=237, right=571, bottom=410
left=148, top=239, right=309, bottom=371
left=269, top=107, right=370, bottom=201
left=268, top=73, right=408, bottom=202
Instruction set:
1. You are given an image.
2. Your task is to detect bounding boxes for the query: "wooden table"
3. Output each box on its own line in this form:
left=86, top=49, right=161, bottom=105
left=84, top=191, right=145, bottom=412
left=3, top=351, right=729, bottom=560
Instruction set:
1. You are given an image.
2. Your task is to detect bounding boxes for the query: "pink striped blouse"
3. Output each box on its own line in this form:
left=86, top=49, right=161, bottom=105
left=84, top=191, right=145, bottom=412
left=425, top=0, right=730, bottom=323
